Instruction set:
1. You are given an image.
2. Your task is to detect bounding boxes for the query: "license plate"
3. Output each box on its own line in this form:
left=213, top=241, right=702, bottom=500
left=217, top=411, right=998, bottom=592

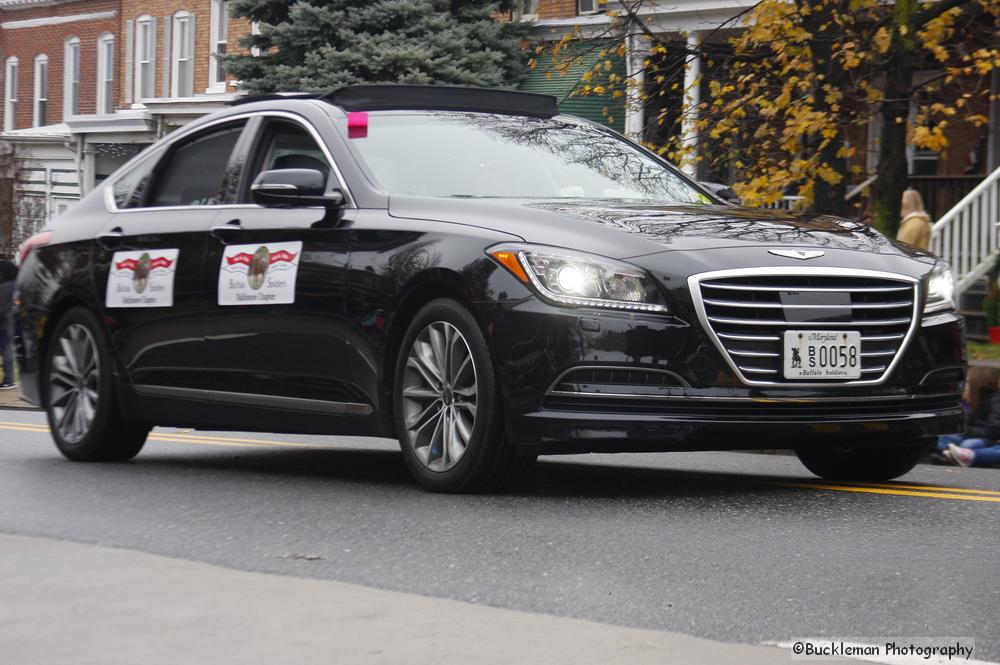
left=783, top=330, right=861, bottom=379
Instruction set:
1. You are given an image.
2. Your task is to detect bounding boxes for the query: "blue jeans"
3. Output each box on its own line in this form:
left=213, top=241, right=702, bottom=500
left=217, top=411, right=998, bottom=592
left=0, top=331, right=12, bottom=385
left=969, top=445, right=1000, bottom=466
left=936, top=434, right=990, bottom=451
left=938, top=434, right=1000, bottom=466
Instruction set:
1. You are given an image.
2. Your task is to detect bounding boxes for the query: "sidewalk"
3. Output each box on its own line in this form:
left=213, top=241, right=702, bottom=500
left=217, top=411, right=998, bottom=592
left=0, top=387, right=37, bottom=410
left=0, top=534, right=843, bottom=665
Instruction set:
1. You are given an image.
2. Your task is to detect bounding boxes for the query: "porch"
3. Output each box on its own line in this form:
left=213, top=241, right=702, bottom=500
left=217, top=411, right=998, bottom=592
left=906, top=175, right=985, bottom=222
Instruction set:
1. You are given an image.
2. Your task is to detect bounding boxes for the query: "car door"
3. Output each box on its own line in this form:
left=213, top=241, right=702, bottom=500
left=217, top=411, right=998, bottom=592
left=94, top=119, right=247, bottom=396
left=200, top=113, right=361, bottom=419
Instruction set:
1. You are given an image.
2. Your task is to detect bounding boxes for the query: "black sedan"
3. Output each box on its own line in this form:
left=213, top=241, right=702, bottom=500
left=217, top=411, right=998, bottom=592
left=12, top=85, right=965, bottom=492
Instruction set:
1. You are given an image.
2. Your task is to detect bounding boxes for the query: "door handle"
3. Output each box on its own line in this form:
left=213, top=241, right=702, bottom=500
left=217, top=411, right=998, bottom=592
left=97, top=227, right=124, bottom=249
left=210, top=219, right=243, bottom=241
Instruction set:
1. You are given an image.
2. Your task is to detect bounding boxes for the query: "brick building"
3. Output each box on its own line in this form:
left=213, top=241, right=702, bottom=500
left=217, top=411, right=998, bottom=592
left=0, top=0, right=120, bottom=233
left=119, top=0, right=251, bottom=106
left=0, top=0, right=251, bottom=241
left=516, top=0, right=603, bottom=19
left=0, top=0, right=118, bottom=131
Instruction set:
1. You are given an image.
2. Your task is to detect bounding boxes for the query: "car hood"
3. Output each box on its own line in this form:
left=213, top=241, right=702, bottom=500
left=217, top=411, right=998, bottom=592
left=388, top=196, right=932, bottom=263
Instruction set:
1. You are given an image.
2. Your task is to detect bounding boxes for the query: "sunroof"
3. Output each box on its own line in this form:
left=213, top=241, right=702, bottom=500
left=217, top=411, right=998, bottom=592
left=324, top=85, right=559, bottom=118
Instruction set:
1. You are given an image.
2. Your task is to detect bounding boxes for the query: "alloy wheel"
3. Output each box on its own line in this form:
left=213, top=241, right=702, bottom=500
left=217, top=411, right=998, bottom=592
left=48, top=323, right=100, bottom=444
left=401, top=321, right=478, bottom=472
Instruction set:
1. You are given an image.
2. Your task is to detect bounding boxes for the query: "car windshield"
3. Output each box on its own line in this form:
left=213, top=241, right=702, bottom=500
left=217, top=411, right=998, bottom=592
left=345, top=112, right=711, bottom=203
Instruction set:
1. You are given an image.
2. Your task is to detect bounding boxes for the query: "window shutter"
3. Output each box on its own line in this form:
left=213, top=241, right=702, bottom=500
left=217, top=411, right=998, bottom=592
left=124, top=20, right=134, bottom=104
left=161, top=17, right=171, bottom=98
left=187, top=14, right=196, bottom=95
left=148, top=16, right=157, bottom=99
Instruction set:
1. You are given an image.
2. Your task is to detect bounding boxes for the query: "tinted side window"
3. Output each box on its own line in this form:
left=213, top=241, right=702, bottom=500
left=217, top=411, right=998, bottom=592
left=242, top=120, right=330, bottom=202
left=148, top=122, right=244, bottom=207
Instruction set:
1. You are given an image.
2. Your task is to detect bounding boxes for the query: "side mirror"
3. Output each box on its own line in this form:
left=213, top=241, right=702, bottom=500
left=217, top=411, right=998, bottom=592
left=250, top=169, right=345, bottom=208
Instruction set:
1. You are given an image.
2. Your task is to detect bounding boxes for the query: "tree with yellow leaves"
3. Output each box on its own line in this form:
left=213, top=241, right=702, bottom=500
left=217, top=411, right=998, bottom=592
left=550, top=0, right=999, bottom=233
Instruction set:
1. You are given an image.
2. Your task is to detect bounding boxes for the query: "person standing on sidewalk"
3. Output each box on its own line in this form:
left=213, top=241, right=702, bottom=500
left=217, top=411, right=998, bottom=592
left=895, top=189, right=933, bottom=251
left=0, top=258, right=17, bottom=390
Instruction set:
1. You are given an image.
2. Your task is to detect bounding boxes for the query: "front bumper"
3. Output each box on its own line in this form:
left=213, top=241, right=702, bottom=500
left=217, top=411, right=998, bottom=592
left=486, top=295, right=965, bottom=453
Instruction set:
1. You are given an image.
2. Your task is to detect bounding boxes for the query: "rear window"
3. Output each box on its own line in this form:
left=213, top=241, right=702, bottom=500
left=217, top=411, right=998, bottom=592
left=344, top=112, right=709, bottom=203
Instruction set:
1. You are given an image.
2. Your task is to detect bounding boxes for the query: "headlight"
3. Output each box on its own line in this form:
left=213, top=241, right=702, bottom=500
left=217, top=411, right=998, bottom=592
left=487, top=243, right=667, bottom=313
left=925, top=263, right=955, bottom=314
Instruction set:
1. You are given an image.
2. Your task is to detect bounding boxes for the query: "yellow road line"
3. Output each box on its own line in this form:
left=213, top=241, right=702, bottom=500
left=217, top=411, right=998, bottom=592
left=0, top=424, right=50, bottom=434
left=819, top=479, right=1000, bottom=497
left=0, top=421, right=327, bottom=449
left=773, top=481, right=1000, bottom=503
left=148, top=431, right=328, bottom=449
left=148, top=437, right=271, bottom=450
left=1, top=421, right=998, bottom=503
left=0, top=424, right=275, bottom=449
left=0, top=420, right=50, bottom=430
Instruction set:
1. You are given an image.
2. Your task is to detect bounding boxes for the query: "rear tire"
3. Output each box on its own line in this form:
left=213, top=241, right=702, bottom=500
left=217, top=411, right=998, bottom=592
left=795, top=441, right=927, bottom=482
left=393, top=298, right=529, bottom=493
left=43, top=307, right=148, bottom=462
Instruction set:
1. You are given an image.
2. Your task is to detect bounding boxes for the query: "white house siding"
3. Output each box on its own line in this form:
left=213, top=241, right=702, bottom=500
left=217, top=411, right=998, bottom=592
left=0, top=126, right=78, bottom=234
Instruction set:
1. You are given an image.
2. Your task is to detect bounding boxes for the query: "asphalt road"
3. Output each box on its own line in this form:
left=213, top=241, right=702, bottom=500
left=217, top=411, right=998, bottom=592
left=1, top=409, right=998, bottom=660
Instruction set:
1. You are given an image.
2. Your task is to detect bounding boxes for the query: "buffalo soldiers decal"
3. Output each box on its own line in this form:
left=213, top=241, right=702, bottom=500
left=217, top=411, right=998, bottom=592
left=218, top=241, right=302, bottom=305
left=106, top=249, right=179, bottom=308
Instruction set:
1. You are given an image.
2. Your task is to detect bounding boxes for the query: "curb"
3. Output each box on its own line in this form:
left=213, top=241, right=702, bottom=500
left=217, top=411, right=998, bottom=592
left=0, top=396, right=40, bottom=411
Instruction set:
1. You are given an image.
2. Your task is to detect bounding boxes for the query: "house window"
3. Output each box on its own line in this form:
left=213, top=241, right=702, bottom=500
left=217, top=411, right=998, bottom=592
left=172, top=11, right=194, bottom=97
left=4, top=57, right=18, bottom=132
left=135, top=16, right=156, bottom=101
left=518, top=0, right=540, bottom=17
left=209, top=0, right=229, bottom=91
left=33, top=54, right=48, bottom=127
left=578, top=0, right=598, bottom=13
left=97, top=34, right=115, bottom=114
left=64, top=37, right=80, bottom=118
left=250, top=21, right=261, bottom=58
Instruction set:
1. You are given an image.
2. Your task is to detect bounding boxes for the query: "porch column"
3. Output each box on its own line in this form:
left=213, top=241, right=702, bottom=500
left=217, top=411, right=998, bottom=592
left=681, top=31, right=704, bottom=178
left=80, top=143, right=97, bottom=191
left=624, top=31, right=648, bottom=143
left=78, top=135, right=97, bottom=196
left=988, top=67, right=999, bottom=171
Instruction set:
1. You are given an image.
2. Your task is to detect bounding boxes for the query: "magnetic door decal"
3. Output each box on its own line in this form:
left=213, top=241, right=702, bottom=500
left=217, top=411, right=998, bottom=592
left=218, top=241, right=302, bottom=305
left=105, top=249, right=179, bottom=308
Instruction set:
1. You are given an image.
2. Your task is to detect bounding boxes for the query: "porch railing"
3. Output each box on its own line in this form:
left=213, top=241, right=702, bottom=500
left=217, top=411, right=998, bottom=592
left=761, top=196, right=806, bottom=211
left=930, top=166, right=1000, bottom=297
left=907, top=175, right=984, bottom=221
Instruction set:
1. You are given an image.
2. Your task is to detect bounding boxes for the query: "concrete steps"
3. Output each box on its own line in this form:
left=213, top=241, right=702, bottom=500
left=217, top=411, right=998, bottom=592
left=960, top=277, right=989, bottom=342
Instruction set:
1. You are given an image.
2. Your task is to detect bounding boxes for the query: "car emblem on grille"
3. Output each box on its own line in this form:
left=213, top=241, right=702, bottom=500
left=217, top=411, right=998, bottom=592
left=768, top=249, right=825, bottom=260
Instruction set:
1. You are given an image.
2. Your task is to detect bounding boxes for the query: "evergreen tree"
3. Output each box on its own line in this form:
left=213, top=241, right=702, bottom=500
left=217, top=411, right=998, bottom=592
left=225, top=0, right=526, bottom=93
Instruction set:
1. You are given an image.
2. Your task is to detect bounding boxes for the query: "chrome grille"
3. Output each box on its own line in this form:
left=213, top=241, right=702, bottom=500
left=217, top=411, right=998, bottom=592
left=691, top=270, right=918, bottom=385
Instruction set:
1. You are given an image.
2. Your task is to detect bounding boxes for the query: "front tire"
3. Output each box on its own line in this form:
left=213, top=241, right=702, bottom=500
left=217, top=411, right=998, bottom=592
left=43, top=307, right=148, bottom=462
left=795, top=441, right=926, bottom=482
left=393, top=298, right=530, bottom=493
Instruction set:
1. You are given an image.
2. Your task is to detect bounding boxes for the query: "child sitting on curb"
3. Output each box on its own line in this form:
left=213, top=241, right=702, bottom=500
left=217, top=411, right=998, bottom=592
left=934, top=366, right=1000, bottom=465
left=947, top=440, right=1000, bottom=467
